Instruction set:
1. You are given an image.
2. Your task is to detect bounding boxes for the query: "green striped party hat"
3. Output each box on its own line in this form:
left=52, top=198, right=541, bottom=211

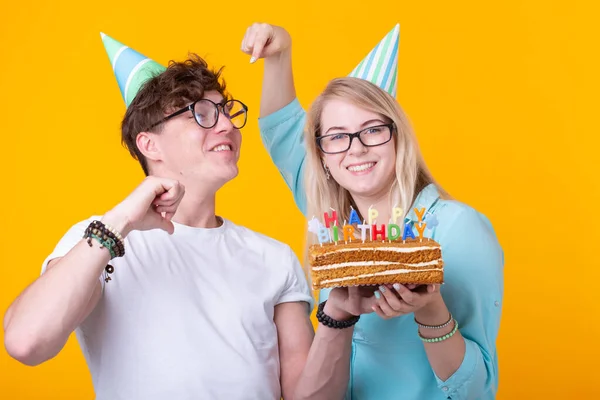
left=349, top=24, right=400, bottom=97
left=100, top=33, right=166, bottom=107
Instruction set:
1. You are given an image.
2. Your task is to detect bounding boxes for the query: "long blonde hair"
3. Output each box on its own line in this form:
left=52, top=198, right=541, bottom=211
left=303, top=77, right=450, bottom=253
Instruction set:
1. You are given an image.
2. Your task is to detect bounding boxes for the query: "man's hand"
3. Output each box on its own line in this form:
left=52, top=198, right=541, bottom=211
left=102, top=176, right=185, bottom=237
left=324, top=286, right=379, bottom=320
left=241, top=23, right=292, bottom=63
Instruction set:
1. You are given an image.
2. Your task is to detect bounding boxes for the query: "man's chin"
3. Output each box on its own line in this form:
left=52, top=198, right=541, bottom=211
left=177, top=165, right=237, bottom=191
left=208, top=167, right=239, bottom=188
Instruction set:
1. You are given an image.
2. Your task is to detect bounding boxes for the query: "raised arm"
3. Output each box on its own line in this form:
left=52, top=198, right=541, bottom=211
left=241, top=23, right=296, bottom=117
left=3, top=176, right=185, bottom=366
left=242, top=23, right=308, bottom=215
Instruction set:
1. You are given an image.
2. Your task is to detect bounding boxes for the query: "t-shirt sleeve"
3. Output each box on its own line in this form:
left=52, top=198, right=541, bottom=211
left=276, top=245, right=315, bottom=313
left=40, top=216, right=106, bottom=287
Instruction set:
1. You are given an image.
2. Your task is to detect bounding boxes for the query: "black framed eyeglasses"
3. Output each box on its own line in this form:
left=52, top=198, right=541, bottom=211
left=147, top=98, right=248, bottom=131
left=316, top=123, right=395, bottom=154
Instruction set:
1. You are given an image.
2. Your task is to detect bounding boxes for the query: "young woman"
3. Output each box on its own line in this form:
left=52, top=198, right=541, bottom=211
left=242, top=23, right=504, bottom=400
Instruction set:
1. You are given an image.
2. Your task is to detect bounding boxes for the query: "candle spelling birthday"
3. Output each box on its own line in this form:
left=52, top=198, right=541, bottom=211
left=306, top=206, right=445, bottom=291
left=312, top=206, right=430, bottom=245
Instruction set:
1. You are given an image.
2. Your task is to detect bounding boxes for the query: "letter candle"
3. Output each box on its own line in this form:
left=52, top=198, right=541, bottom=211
left=392, top=205, right=403, bottom=224
left=343, top=221, right=355, bottom=244
left=414, top=207, right=427, bottom=242
left=387, top=218, right=401, bottom=243
left=332, top=220, right=339, bottom=244
left=368, top=205, right=378, bottom=225
left=323, top=208, right=337, bottom=228
left=349, top=207, right=361, bottom=225
left=358, top=220, right=369, bottom=243
left=415, top=222, right=426, bottom=242
left=309, top=206, right=439, bottom=246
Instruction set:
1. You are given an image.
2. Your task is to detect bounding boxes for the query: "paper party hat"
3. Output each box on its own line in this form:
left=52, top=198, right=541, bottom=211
left=100, top=33, right=166, bottom=107
left=348, top=23, right=400, bottom=97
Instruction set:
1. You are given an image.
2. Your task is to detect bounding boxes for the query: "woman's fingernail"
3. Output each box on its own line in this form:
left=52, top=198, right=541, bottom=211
left=379, top=286, right=386, bottom=293
left=393, top=283, right=401, bottom=291
left=249, top=57, right=256, bottom=63
left=374, top=291, right=381, bottom=299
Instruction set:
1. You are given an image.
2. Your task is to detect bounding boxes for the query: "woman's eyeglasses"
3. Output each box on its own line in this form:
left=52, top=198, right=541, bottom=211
left=316, top=124, right=394, bottom=154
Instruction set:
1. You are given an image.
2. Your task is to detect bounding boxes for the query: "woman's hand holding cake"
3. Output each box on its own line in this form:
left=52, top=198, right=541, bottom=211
left=372, top=284, right=447, bottom=322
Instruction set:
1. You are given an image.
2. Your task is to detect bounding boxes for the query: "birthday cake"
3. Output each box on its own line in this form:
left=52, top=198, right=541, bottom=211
left=308, top=207, right=444, bottom=290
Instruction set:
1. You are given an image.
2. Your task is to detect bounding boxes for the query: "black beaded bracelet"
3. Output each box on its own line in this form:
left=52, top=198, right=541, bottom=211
left=316, top=301, right=360, bottom=329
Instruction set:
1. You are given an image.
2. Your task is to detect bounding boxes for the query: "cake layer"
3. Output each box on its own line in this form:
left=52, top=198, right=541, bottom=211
left=312, top=259, right=443, bottom=274
left=310, top=246, right=441, bottom=266
left=308, top=237, right=444, bottom=290
left=312, top=268, right=443, bottom=290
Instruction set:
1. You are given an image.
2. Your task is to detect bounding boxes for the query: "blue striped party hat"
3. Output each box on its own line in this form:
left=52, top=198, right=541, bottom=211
left=100, top=33, right=166, bottom=107
left=349, top=24, right=400, bottom=97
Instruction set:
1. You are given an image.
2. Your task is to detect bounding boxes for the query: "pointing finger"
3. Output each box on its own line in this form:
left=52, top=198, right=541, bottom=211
left=250, top=33, right=269, bottom=63
left=246, top=26, right=259, bottom=62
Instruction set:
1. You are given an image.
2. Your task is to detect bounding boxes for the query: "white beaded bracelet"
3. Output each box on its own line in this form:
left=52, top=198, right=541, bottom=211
left=414, top=313, right=453, bottom=329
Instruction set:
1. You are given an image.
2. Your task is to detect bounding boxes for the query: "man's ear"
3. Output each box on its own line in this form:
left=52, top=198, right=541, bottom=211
left=136, top=131, right=161, bottom=162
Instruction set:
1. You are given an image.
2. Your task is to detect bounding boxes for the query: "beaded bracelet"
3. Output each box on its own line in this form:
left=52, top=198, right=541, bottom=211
left=83, top=220, right=125, bottom=283
left=103, top=222, right=124, bottom=243
left=418, top=319, right=459, bottom=343
left=316, top=301, right=360, bottom=329
left=415, top=313, right=453, bottom=329
left=83, top=220, right=125, bottom=259
left=88, top=233, right=119, bottom=258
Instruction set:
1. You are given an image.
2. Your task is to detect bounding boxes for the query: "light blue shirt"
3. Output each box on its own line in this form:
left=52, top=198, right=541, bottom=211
left=258, top=98, right=504, bottom=400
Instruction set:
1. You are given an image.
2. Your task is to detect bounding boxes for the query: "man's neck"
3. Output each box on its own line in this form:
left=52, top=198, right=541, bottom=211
left=171, top=185, right=220, bottom=228
left=147, top=168, right=223, bottom=228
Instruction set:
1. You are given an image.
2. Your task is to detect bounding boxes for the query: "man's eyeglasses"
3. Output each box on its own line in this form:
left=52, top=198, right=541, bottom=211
left=148, top=99, right=248, bottom=131
left=316, top=124, right=395, bottom=154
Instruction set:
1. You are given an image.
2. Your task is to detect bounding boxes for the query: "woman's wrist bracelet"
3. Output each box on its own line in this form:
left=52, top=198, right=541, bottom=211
left=418, top=319, right=459, bottom=343
left=414, top=312, right=453, bottom=329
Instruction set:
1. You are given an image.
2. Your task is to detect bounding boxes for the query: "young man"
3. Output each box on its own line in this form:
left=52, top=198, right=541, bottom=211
left=3, top=34, right=314, bottom=399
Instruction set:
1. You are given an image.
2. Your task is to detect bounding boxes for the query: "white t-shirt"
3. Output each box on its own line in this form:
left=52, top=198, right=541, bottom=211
left=41, top=216, right=314, bottom=400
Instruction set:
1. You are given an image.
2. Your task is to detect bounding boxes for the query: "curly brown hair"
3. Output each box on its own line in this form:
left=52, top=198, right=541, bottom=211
left=121, top=53, right=228, bottom=175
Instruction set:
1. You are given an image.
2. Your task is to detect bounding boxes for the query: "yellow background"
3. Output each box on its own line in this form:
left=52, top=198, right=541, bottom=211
left=1, top=0, right=598, bottom=398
